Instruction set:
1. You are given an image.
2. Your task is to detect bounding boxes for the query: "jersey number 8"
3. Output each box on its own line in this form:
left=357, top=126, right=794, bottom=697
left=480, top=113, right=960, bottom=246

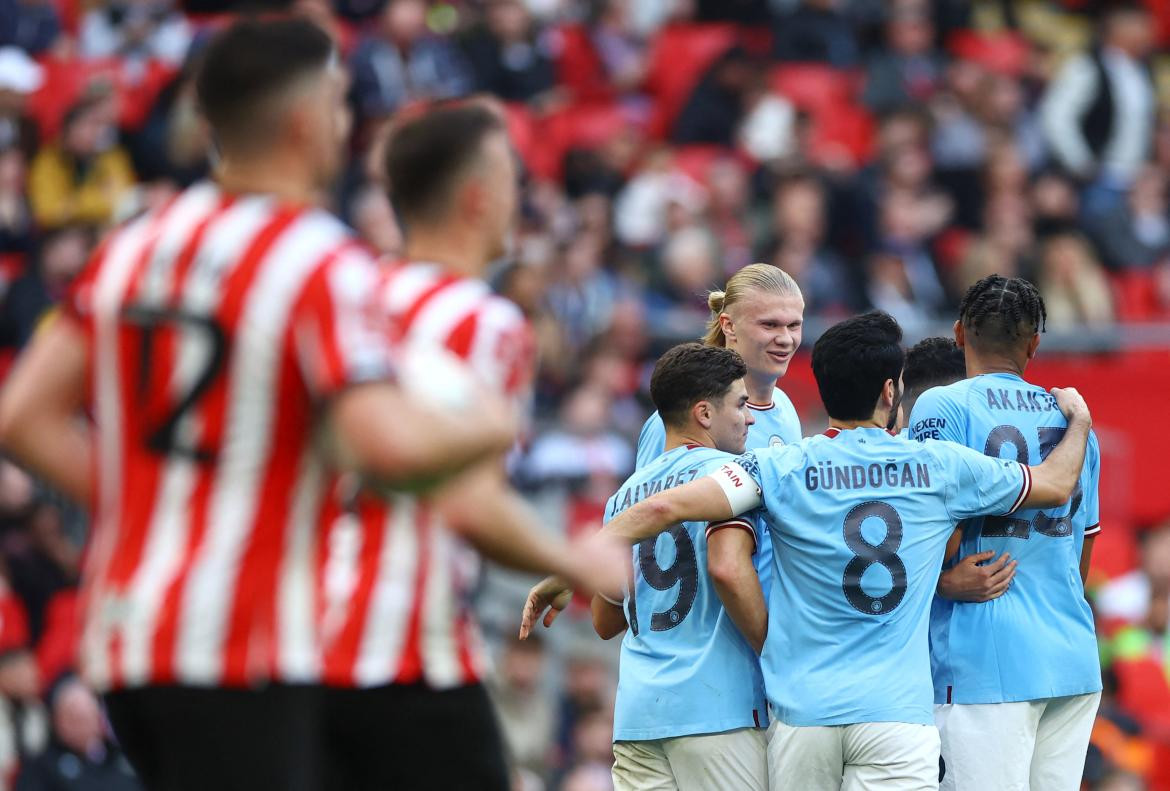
left=842, top=501, right=908, bottom=616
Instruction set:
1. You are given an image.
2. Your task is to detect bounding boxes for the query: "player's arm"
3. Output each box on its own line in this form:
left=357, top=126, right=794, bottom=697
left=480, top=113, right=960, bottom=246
left=1080, top=534, right=1096, bottom=585
left=600, top=465, right=760, bottom=543
left=433, top=462, right=627, bottom=599
left=707, top=521, right=766, bottom=654
left=1021, top=387, right=1092, bottom=508
left=0, top=315, right=93, bottom=506
left=520, top=461, right=764, bottom=637
left=329, top=383, right=517, bottom=489
left=591, top=594, right=627, bottom=640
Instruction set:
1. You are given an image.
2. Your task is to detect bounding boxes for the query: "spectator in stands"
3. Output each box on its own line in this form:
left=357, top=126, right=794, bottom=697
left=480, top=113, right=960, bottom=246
left=773, top=0, right=859, bottom=68
left=1030, top=168, right=1081, bottom=238
left=461, top=0, right=557, bottom=105
left=27, top=97, right=136, bottom=231
left=672, top=47, right=759, bottom=146
left=348, top=0, right=472, bottom=123
left=862, top=3, right=944, bottom=114
left=15, top=677, right=142, bottom=791
left=489, top=635, right=555, bottom=779
left=956, top=192, right=1034, bottom=294
left=0, top=0, right=60, bottom=54
left=644, top=226, right=720, bottom=338
left=125, top=58, right=211, bottom=188
left=1090, top=164, right=1170, bottom=271
left=0, top=226, right=91, bottom=349
left=0, top=145, right=32, bottom=259
left=1099, top=523, right=1170, bottom=626
left=704, top=156, right=754, bottom=276
left=1040, top=2, right=1156, bottom=218
left=545, top=233, right=621, bottom=350
left=0, top=47, right=43, bottom=159
left=79, top=0, right=192, bottom=66
left=1036, top=231, right=1115, bottom=328
left=757, top=172, right=858, bottom=315
left=521, top=384, right=632, bottom=485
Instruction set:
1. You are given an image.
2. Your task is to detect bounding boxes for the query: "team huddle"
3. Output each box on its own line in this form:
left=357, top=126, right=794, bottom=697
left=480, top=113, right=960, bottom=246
left=521, top=271, right=1102, bottom=791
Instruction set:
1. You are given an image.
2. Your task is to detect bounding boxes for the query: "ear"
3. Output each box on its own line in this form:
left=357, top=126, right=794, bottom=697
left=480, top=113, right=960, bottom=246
left=1025, top=333, right=1040, bottom=360
left=953, top=320, right=965, bottom=348
left=692, top=399, right=713, bottom=430
left=883, top=378, right=896, bottom=407
left=719, top=313, right=735, bottom=344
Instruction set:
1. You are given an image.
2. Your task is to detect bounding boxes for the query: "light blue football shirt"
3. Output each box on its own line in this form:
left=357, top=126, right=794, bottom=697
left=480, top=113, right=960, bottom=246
left=635, top=387, right=802, bottom=470
left=635, top=387, right=802, bottom=603
left=607, top=444, right=768, bottom=741
left=908, top=373, right=1102, bottom=705
left=726, top=428, right=1029, bottom=726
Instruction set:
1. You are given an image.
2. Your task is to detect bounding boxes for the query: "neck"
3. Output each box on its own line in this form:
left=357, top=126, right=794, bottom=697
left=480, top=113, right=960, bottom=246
left=662, top=426, right=714, bottom=452
left=215, top=151, right=320, bottom=206
left=964, top=350, right=1026, bottom=378
left=404, top=223, right=487, bottom=278
left=827, top=415, right=888, bottom=431
left=744, top=372, right=776, bottom=406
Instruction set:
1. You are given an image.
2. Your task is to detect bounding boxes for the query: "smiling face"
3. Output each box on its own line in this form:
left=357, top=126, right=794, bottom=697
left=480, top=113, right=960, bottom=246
left=720, top=290, right=805, bottom=382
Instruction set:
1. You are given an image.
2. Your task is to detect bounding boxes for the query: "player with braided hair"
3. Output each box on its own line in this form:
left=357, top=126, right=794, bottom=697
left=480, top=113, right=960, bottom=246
left=909, top=274, right=1102, bottom=791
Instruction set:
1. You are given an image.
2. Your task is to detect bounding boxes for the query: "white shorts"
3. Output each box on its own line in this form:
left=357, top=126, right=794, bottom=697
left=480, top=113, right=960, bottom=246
left=611, top=727, right=768, bottom=791
left=935, top=691, right=1101, bottom=791
left=767, top=718, right=941, bottom=790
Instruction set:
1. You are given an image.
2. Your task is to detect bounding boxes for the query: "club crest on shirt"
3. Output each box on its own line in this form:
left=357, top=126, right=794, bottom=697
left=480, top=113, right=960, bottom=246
left=769, top=435, right=785, bottom=447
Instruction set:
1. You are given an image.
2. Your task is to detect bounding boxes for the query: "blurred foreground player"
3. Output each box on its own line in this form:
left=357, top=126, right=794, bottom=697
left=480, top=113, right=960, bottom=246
left=321, top=103, right=624, bottom=791
left=0, top=19, right=524, bottom=791
left=909, top=276, right=1103, bottom=791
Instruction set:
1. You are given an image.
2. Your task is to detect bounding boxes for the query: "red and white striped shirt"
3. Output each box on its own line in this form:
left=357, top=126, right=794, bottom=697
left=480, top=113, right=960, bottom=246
left=66, top=182, right=394, bottom=692
left=321, top=261, right=535, bottom=689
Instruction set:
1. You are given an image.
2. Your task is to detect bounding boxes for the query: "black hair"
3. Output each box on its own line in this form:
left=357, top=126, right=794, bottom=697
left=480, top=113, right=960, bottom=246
left=903, top=337, right=966, bottom=400
left=650, top=343, right=747, bottom=428
left=958, top=275, right=1047, bottom=353
left=384, top=103, right=506, bottom=226
left=195, top=17, right=334, bottom=148
left=812, top=311, right=905, bottom=421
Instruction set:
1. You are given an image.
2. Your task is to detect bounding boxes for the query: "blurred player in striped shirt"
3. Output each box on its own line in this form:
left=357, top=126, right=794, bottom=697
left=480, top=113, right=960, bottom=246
left=0, top=20, right=620, bottom=791
left=319, top=102, right=627, bottom=791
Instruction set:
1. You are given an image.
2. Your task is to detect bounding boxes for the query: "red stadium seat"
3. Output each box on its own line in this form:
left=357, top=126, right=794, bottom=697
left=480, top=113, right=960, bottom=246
left=806, top=102, right=874, bottom=168
left=769, top=63, right=861, bottom=113
left=643, top=23, right=738, bottom=140
left=26, top=56, right=178, bottom=140
left=1112, top=270, right=1170, bottom=321
left=947, top=30, right=1031, bottom=77
left=550, top=24, right=615, bottom=104
left=669, top=144, right=736, bottom=186
left=534, top=101, right=632, bottom=181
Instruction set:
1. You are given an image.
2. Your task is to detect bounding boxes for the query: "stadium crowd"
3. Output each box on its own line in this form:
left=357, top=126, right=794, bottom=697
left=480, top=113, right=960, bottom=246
left=0, top=0, right=1167, bottom=789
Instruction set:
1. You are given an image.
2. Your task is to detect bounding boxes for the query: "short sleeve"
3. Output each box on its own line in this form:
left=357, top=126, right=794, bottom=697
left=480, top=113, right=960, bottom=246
left=635, top=413, right=667, bottom=470
left=908, top=386, right=966, bottom=444
left=705, top=512, right=761, bottom=553
left=1083, top=432, right=1101, bottom=536
left=937, top=443, right=1032, bottom=522
left=290, top=248, right=395, bottom=400
left=463, top=297, right=535, bottom=409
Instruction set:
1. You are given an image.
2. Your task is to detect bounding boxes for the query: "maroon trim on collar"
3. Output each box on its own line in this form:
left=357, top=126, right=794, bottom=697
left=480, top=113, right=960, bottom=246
left=684, top=443, right=703, bottom=450
left=824, top=428, right=843, bottom=439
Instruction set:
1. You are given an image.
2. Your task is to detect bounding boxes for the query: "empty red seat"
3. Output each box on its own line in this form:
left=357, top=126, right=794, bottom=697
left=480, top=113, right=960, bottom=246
left=643, top=23, right=738, bottom=140
left=769, top=63, right=860, bottom=113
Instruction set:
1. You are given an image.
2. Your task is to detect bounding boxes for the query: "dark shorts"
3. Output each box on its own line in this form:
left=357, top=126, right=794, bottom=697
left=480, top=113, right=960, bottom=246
left=323, top=682, right=510, bottom=791
left=104, top=684, right=323, bottom=791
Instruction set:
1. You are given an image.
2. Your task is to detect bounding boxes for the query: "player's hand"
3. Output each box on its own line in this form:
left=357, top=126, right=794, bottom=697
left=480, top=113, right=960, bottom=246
left=519, top=576, right=573, bottom=639
left=1050, top=387, right=1091, bottom=426
left=936, top=551, right=1016, bottom=602
left=560, top=532, right=629, bottom=605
